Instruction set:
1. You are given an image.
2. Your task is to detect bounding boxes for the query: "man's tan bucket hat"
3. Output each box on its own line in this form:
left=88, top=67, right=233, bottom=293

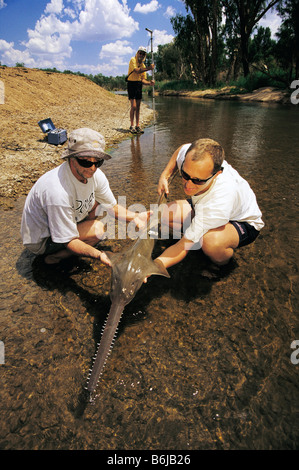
left=61, top=128, right=111, bottom=161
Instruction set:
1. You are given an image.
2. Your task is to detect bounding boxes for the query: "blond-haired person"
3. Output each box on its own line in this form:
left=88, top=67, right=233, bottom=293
left=127, top=46, right=155, bottom=134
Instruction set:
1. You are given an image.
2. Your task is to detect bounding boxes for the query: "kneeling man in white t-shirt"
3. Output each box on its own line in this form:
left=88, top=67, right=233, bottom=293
left=154, top=138, right=264, bottom=272
left=21, top=127, right=150, bottom=265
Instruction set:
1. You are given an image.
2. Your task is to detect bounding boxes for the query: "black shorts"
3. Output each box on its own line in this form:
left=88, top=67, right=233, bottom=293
left=230, top=221, right=260, bottom=247
left=44, top=237, right=66, bottom=255
left=127, top=81, right=143, bottom=100
left=186, top=199, right=259, bottom=248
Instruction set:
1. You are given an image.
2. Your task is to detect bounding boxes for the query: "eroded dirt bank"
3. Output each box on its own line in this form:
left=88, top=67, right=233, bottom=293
left=0, top=66, right=153, bottom=209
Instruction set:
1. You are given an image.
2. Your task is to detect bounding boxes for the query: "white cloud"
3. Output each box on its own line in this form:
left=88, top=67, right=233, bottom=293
left=134, top=0, right=160, bottom=14
left=45, top=0, right=64, bottom=15
left=164, top=6, right=176, bottom=18
left=99, top=40, right=134, bottom=59
left=0, top=39, right=13, bottom=51
left=152, top=29, right=174, bottom=52
left=0, top=0, right=176, bottom=74
left=26, top=34, right=72, bottom=57
left=24, top=14, right=72, bottom=61
left=97, top=39, right=134, bottom=75
left=67, top=63, right=104, bottom=74
left=0, top=40, right=36, bottom=67
left=70, top=61, right=123, bottom=75
left=63, top=7, right=77, bottom=19
left=0, top=0, right=139, bottom=69
left=26, top=15, right=72, bottom=49
left=73, top=0, right=138, bottom=41
left=0, top=0, right=7, bottom=9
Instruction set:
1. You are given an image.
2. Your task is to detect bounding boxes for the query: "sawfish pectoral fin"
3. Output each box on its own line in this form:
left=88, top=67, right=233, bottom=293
left=146, top=259, right=170, bottom=278
left=105, top=251, right=125, bottom=266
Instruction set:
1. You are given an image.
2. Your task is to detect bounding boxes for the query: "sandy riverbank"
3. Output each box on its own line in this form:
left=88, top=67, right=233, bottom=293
left=0, top=67, right=153, bottom=209
left=159, top=85, right=290, bottom=104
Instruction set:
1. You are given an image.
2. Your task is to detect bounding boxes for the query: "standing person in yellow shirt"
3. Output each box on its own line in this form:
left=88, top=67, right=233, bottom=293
left=127, top=46, right=155, bottom=134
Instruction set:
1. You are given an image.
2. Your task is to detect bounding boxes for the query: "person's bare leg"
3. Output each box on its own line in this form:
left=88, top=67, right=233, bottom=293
left=160, top=200, right=193, bottom=236
left=44, top=217, right=105, bottom=264
left=201, top=223, right=239, bottom=265
left=130, top=99, right=137, bottom=127
left=135, top=100, right=141, bottom=127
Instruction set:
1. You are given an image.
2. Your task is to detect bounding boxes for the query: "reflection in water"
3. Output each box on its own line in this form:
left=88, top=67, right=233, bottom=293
left=227, top=104, right=268, bottom=164
left=129, top=136, right=146, bottom=195
left=1, top=97, right=299, bottom=450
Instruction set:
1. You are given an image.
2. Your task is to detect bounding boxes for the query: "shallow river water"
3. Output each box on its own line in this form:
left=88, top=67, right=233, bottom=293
left=1, top=96, right=299, bottom=450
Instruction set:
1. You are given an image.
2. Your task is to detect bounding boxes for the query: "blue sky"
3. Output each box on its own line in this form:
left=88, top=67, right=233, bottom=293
left=0, top=0, right=281, bottom=77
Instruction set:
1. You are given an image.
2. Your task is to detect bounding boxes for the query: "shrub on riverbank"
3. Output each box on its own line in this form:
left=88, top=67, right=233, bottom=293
left=155, top=70, right=288, bottom=95
left=228, top=70, right=289, bottom=93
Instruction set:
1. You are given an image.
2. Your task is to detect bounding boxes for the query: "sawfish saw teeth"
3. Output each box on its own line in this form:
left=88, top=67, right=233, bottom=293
left=86, top=313, right=123, bottom=395
left=84, top=184, right=174, bottom=402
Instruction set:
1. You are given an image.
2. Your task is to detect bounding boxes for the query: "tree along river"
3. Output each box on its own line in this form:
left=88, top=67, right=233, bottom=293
left=0, top=95, right=298, bottom=450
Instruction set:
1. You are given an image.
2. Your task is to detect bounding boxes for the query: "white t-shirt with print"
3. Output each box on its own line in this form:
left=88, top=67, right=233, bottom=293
left=21, top=161, right=117, bottom=254
left=176, top=143, right=264, bottom=245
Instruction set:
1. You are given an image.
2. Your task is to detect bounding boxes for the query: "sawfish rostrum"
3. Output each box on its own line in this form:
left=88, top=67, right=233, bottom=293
left=86, top=192, right=170, bottom=398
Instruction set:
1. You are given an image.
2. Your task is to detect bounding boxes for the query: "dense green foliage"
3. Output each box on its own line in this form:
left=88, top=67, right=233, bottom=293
left=156, top=0, right=298, bottom=88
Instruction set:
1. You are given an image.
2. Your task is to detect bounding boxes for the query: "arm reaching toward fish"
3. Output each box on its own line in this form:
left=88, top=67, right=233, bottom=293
left=111, top=204, right=152, bottom=230
left=144, top=237, right=194, bottom=283
left=157, top=145, right=184, bottom=195
left=133, top=211, right=153, bottom=230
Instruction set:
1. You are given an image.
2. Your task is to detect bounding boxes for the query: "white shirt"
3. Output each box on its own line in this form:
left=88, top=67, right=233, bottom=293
left=176, top=144, right=264, bottom=245
left=21, top=161, right=116, bottom=254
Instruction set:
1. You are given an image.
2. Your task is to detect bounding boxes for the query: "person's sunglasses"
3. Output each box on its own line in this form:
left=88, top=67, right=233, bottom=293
left=181, top=166, right=223, bottom=185
left=75, top=157, right=104, bottom=168
left=138, top=51, right=146, bottom=56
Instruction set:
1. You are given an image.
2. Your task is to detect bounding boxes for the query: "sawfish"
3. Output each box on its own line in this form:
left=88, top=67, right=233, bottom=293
left=86, top=187, right=174, bottom=399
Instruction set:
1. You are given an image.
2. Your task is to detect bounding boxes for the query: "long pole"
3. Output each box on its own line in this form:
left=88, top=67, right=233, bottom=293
left=145, top=28, right=155, bottom=128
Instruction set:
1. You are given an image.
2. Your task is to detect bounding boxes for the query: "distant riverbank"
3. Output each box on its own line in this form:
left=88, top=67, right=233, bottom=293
left=159, top=86, right=290, bottom=105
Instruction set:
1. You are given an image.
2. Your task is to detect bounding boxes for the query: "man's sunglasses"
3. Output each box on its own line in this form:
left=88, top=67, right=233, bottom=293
left=181, top=166, right=223, bottom=185
left=75, top=157, right=104, bottom=168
